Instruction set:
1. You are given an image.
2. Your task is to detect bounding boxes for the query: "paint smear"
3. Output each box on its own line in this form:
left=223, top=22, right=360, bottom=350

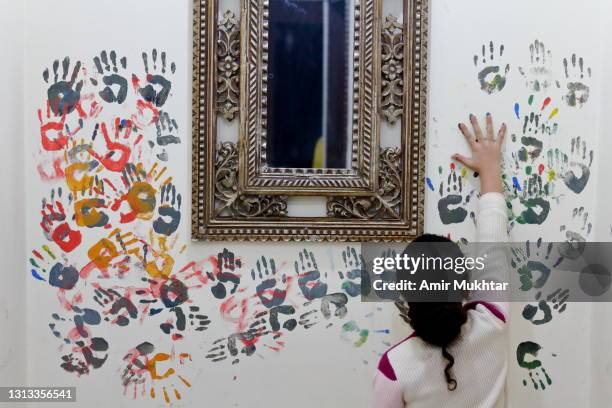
left=528, top=95, right=534, bottom=105
left=541, top=97, right=551, bottom=111
left=548, top=108, right=559, bottom=120
left=514, top=103, right=520, bottom=119
left=513, top=176, right=521, bottom=191
left=426, top=177, right=434, bottom=191
left=31, top=270, right=46, bottom=281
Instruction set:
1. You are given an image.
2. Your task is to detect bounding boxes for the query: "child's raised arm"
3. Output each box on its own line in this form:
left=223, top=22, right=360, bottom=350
left=454, top=114, right=509, bottom=313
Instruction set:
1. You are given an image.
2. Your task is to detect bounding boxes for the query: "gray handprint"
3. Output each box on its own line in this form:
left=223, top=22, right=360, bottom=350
left=473, top=41, right=510, bottom=94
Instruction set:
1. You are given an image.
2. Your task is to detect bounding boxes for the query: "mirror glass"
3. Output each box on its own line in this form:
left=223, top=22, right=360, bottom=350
left=266, top=0, right=354, bottom=169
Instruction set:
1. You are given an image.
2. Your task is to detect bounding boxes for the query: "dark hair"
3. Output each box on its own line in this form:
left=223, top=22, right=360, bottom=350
left=396, top=234, right=468, bottom=391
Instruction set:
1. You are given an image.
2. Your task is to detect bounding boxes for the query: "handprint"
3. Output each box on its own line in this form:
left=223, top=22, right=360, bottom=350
left=158, top=305, right=210, bottom=339
left=373, top=249, right=400, bottom=301
left=186, top=306, right=212, bottom=332
left=152, top=183, right=181, bottom=236
left=559, top=206, right=591, bottom=259
left=122, top=344, right=192, bottom=404
left=61, top=336, right=109, bottom=375
left=516, top=341, right=553, bottom=390
left=142, top=233, right=179, bottom=280
left=90, top=50, right=128, bottom=104
left=320, top=293, right=349, bottom=320
left=561, top=54, right=592, bottom=107
left=207, top=249, right=242, bottom=299
left=50, top=309, right=108, bottom=375
left=30, top=245, right=79, bottom=291
left=518, top=40, right=554, bottom=92
left=93, top=287, right=138, bottom=327
left=295, top=249, right=328, bottom=300
left=132, top=49, right=176, bottom=107
left=153, top=111, right=181, bottom=162
left=40, top=188, right=82, bottom=253
left=337, top=247, right=365, bottom=297
left=473, top=41, right=510, bottom=94
left=511, top=239, right=559, bottom=292
left=298, top=307, right=320, bottom=329
left=506, top=174, right=553, bottom=225
left=110, top=163, right=159, bottom=224
left=269, top=305, right=297, bottom=332
left=251, top=256, right=288, bottom=308
left=87, top=228, right=141, bottom=276
left=87, top=119, right=134, bottom=172
left=550, top=137, right=594, bottom=194
left=43, top=57, right=84, bottom=116
left=38, top=103, right=83, bottom=151
left=73, top=188, right=110, bottom=229
left=511, top=96, right=558, bottom=163
left=340, top=320, right=370, bottom=348
left=522, top=288, right=569, bottom=325
left=437, top=165, right=475, bottom=225
left=205, top=319, right=268, bottom=364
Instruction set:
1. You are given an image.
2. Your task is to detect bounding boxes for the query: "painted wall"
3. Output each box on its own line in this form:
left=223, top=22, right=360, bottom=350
left=8, top=0, right=610, bottom=407
left=0, top=0, right=27, bottom=389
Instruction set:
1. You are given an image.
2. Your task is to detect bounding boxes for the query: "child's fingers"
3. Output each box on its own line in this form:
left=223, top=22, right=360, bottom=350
left=485, top=113, right=494, bottom=141
left=470, top=114, right=484, bottom=141
left=458, top=123, right=477, bottom=148
left=497, top=123, right=507, bottom=145
left=452, top=154, right=476, bottom=171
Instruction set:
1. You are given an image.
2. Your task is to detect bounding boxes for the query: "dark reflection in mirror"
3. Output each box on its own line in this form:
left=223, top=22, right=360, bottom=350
left=267, top=0, right=353, bottom=169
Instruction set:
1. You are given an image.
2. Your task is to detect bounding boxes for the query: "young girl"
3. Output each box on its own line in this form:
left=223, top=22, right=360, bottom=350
left=370, top=114, right=509, bottom=408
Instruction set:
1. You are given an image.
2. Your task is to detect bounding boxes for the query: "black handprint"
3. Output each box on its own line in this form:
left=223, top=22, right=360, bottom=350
left=437, top=168, right=474, bottom=225
left=43, top=57, right=84, bottom=116
left=153, top=111, right=181, bottom=161
left=133, top=49, right=176, bottom=107
left=518, top=40, right=553, bottom=92
left=61, top=337, right=109, bottom=374
left=298, top=307, right=320, bottom=329
left=320, top=293, right=349, bottom=320
left=562, top=54, right=592, bottom=108
left=91, top=50, right=128, bottom=104
left=508, top=174, right=553, bottom=225
left=206, top=320, right=268, bottom=364
left=152, top=183, right=181, bottom=236
left=561, top=137, right=593, bottom=194
left=559, top=206, right=591, bottom=259
left=511, top=239, right=558, bottom=292
left=269, top=305, right=297, bottom=331
left=338, top=247, right=365, bottom=297
left=473, top=41, right=509, bottom=94
left=251, top=256, right=288, bottom=308
left=187, top=306, right=211, bottom=332
left=295, top=249, right=328, bottom=300
left=93, top=287, right=138, bottom=326
left=207, top=249, right=241, bottom=299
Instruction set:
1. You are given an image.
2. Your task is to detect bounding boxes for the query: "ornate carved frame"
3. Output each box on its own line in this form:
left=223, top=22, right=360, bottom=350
left=192, top=0, right=428, bottom=241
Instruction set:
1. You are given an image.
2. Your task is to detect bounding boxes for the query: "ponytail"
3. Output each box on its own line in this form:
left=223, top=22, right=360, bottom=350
left=399, top=301, right=467, bottom=390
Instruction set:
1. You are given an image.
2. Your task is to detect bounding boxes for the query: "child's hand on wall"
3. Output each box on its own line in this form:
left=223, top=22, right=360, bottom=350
left=453, top=114, right=506, bottom=194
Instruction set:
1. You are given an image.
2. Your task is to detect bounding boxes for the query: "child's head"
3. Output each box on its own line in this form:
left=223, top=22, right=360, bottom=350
left=396, top=234, right=469, bottom=390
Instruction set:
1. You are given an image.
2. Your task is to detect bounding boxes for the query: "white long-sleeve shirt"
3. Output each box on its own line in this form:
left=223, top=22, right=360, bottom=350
left=369, top=192, right=509, bottom=408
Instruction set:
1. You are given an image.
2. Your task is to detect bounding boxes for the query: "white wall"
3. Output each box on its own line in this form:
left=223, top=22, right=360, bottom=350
left=8, top=0, right=610, bottom=407
left=0, top=0, right=27, bottom=388
left=589, top=0, right=612, bottom=405
left=426, top=1, right=602, bottom=406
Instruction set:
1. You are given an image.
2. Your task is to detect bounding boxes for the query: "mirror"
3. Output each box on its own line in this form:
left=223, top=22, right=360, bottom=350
left=266, top=0, right=354, bottom=169
left=193, top=0, right=429, bottom=241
